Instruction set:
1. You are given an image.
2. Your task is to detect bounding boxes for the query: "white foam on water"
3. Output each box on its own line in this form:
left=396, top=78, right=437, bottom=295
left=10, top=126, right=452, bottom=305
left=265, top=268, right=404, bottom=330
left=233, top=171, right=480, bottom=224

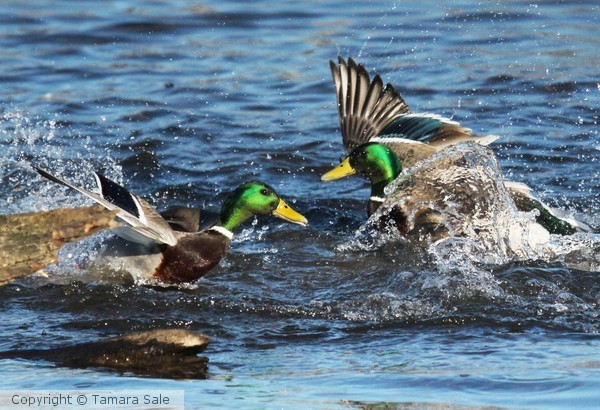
left=338, top=141, right=598, bottom=294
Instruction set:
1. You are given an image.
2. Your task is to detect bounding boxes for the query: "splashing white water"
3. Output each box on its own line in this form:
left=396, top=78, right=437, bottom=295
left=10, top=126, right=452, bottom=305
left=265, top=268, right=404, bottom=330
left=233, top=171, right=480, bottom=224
left=0, top=109, right=122, bottom=213
left=342, top=142, right=599, bottom=272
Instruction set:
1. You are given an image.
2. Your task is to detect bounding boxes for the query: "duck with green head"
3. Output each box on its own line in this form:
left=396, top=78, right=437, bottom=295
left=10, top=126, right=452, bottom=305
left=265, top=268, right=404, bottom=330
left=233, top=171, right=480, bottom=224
left=321, top=142, right=590, bottom=236
left=324, top=57, right=592, bottom=237
left=328, top=57, right=500, bottom=169
left=35, top=167, right=307, bottom=284
left=322, top=142, right=401, bottom=217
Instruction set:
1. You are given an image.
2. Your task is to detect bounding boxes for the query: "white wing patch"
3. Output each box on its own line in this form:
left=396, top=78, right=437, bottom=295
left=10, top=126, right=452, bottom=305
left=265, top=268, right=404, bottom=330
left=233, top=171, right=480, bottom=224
left=131, top=195, right=148, bottom=225
left=403, top=112, right=461, bottom=126
left=372, top=136, right=432, bottom=147
left=36, top=167, right=177, bottom=246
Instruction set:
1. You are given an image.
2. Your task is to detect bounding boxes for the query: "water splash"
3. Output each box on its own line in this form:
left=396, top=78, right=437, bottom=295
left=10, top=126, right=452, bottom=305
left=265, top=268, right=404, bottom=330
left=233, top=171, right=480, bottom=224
left=0, top=109, right=123, bottom=213
left=341, top=142, right=598, bottom=273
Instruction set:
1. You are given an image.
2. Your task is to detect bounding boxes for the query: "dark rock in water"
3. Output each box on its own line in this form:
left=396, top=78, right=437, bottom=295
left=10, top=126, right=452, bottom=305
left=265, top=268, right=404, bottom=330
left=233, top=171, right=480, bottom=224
left=0, top=329, right=210, bottom=379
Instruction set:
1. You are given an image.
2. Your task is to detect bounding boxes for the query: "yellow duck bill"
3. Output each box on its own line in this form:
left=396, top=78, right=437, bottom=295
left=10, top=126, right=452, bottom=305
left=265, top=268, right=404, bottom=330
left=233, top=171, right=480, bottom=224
left=320, top=157, right=356, bottom=181
left=272, top=199, right=308, bottom=226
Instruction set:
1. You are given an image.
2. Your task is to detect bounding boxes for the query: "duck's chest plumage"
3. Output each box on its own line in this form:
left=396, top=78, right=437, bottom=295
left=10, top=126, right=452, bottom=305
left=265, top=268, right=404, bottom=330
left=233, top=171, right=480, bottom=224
left=154, top=230, right=231, bottom=284
left=97, top=229, right=231, bottom=285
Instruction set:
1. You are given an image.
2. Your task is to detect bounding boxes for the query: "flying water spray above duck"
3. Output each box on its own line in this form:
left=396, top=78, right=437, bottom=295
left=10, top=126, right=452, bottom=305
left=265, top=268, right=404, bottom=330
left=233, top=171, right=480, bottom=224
left=322, top=57, right=592, bottom=240
left=34, top=167, right=308, bottom=285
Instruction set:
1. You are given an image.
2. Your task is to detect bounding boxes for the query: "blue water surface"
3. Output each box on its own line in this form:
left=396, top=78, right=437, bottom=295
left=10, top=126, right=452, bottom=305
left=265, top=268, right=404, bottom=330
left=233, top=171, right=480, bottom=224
left=0, top=1, right=599, bottom=409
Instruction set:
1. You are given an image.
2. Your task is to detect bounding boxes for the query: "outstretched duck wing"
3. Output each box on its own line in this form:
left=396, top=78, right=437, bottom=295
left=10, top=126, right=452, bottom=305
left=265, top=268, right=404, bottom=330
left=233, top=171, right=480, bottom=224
left=330, top=56, right=410, bottom=152
left=330, top=57, right=499, bottom=160
left=34, top=167, right=177, bottom=246
left=377, top=113, right=498, bottom=149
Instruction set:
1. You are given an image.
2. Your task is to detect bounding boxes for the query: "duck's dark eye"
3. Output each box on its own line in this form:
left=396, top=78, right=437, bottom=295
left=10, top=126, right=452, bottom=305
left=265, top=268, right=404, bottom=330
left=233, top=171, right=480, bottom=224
left=260, top=188, right=269, bottom=196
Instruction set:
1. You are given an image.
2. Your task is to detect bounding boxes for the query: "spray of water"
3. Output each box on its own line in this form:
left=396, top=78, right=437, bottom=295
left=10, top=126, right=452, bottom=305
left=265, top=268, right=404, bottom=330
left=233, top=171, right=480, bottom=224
left=341, top=142, right=598, bottom=272
left=0, top=110, right=122, bottom=213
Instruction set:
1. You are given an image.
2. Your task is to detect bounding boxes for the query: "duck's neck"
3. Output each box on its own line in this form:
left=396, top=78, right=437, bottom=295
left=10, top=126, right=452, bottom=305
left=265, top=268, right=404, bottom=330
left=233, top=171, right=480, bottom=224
left=216, top=195, right=252, bottom=232
left=371, top=180, right=391, bottom=199
left=369, top=160, right=401, bottom=198
left=367, top=156, right=402, bottom=215
left=216, top=209, right=250, bottom=232
left=368, top=181, right=389, bottom=216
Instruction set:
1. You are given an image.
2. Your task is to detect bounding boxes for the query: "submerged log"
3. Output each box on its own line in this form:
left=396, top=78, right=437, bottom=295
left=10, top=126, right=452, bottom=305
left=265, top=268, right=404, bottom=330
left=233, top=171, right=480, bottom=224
left=0, top=204, right=116, bottom=285
left=0, top=329, right=210, bottom=379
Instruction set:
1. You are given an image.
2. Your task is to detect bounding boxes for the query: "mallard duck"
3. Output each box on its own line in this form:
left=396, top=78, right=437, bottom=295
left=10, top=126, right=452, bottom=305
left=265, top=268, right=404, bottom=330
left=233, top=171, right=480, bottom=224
left=321, top=141, right=591, bottom=236
left=34, top=167, right=308, bottom=284
left=329, top=57, right=499, bottom=169
left=324, top=57, right=592, bottom=237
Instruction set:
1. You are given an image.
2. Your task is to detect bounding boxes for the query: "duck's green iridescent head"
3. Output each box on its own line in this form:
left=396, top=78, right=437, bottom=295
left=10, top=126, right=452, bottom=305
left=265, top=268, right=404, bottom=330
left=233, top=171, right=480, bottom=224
left=321, top=142, right=402, bottom=191
left=217, top=181, right=308, bottom=231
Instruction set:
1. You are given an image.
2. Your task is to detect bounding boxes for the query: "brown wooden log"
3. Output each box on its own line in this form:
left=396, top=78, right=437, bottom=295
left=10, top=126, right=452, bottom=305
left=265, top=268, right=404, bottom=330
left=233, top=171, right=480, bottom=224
left=0, top=204, right=116, bottom=284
